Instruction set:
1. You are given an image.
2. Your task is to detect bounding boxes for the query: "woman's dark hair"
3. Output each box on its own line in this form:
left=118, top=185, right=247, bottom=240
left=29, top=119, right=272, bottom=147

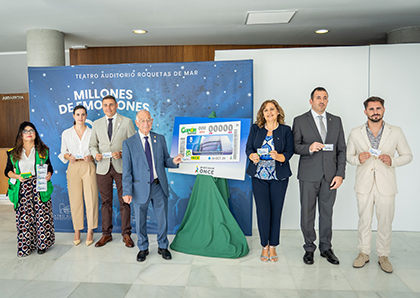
left=73, top=105, right=87, bottom=125
left=11, top=121, right=49, bottom=161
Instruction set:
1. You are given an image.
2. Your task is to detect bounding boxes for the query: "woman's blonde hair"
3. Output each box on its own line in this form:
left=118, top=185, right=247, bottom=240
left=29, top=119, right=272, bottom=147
left=256, top=99, right=285, bottom=128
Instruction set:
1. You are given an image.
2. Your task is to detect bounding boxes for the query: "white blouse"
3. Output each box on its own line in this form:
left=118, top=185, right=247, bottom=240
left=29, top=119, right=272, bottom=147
left=58, top=126, right=92, bottom=164
left=19, top=146, right=36, bottom=175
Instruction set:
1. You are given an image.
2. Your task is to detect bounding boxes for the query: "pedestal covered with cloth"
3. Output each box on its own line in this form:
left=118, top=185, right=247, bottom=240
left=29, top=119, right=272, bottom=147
left=170, top=174, right=249, bottom=258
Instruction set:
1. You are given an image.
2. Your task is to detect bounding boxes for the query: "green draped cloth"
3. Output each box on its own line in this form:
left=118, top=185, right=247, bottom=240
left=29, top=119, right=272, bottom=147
left=170, top=174, right=249, bottom=258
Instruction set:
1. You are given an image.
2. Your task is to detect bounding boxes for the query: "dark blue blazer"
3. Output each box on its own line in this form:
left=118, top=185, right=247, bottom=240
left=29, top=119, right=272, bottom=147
left=245, top=123, right=294, bottom=179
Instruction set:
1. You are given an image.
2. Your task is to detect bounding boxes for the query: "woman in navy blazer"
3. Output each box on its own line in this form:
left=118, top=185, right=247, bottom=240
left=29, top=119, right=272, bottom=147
left=246, top=99, right=294, bottom=262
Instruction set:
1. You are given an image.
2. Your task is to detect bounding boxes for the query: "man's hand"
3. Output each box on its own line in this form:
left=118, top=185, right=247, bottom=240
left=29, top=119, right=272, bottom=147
left=95, top=153, right=103, bottom=161
left=379, top=154, right=392, bottom=166
left=112, top=151, right=122, bottom=159
left=358, top=152, right=371, bottom=164
left=330, top=176, right=343, bottom=190
left=310, top=142, right=324, bottom=153
left=123, top=195, right=132, bottom=204
left=173, top=154, right=183, bottom=165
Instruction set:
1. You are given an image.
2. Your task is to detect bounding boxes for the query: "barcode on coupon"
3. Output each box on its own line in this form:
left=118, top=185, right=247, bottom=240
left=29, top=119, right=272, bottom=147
left=179, top=138, right=186, bottom=156
left=233, top=128, right=239, bottom=160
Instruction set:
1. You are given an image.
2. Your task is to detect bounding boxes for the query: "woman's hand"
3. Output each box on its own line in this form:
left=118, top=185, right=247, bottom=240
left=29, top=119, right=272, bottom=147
left=66, top=153, right=76, bottom=163
left=84, top=155, right=93, bottom=162
left=249, top=153, right=260, bottom=164
left=8, top=171, right=24, bottom=182
left=269, top=150, right=286, bottom=162
left=45, top=172, right=52, bottom=181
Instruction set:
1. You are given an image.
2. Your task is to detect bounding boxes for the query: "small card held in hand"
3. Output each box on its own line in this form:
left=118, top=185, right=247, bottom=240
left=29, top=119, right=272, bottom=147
left=322, top=144, right=334, bottom=151
left=257, top=148, right=269, bottom=156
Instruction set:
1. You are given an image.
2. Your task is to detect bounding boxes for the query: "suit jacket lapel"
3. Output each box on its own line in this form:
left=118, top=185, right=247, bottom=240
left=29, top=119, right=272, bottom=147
left=150, top=132, right=159, bottom=164
left=273, top=126, right=282, bottom=149
left=111, top=114, right=123, bottom=142
left=306, top=111, right=322, bottom=142
left=325, top=112, right=333, bottom=143
left=378, top=123, right=390, bottom=151
left=359, top=124, right=371, bottom=149
left=101, top=116, right=111, bottom=144
left=134, top=132, right=148, bottom=166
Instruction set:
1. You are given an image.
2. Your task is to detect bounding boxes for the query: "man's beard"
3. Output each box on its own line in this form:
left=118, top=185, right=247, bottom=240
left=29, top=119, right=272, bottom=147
left=368, top=114, right=383, bottom=123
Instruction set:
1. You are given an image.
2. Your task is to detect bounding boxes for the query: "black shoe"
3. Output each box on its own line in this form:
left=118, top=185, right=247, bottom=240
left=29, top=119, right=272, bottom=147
left=303, top=251, right=314, bottom=265
left=37, top=249, right=46, bottom=255
left=158, top=248, right=172, bottom=260
left=136, top=249, right=149, bottom=262
left=321, top=249, right=340, bottom=265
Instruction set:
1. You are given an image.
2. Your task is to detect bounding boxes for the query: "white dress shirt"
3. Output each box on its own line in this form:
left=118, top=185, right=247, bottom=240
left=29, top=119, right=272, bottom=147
left=106, top=113, right=118, bottom=136
left=311, top=108, right=328, bottom=135
left=59, top=126, right=92, bottom=163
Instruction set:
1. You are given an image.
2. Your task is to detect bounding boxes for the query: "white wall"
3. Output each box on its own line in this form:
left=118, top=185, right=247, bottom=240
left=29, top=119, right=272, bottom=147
left=0, top=51, right=70, bottom=94
left=215, top=44, right=419, bottom=232
left=0, top=52, right=29, bottom=93
left=369, top=44, right=420, bottom=231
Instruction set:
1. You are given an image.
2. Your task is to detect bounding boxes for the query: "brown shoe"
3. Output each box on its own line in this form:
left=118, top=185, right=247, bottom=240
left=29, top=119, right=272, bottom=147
left=95, top=235, right=113, bottom=247
left=123, top=234, right=135, bottom=248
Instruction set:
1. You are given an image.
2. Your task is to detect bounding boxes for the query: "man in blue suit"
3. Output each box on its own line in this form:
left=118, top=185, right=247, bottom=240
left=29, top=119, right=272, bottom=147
left=122, top=110, right=182, bottom=262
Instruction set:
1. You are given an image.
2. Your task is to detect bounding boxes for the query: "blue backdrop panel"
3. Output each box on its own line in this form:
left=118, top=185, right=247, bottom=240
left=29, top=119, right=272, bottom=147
left=28, top=60, right=253, bottom=235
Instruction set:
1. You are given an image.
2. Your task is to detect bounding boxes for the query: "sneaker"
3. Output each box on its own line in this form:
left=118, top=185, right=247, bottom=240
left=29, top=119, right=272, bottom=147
left=353, top=252, right=369, bottom=268
left=378, top=256, right=393, bottom=273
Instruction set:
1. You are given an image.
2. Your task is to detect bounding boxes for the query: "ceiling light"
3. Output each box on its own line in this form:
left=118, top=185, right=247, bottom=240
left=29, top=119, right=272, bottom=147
left=132, top=29, right=147, bottom=34
left=71, top=45, right=88, bottom=49
left=315, top=29, right=329, bottom=34
left=246, top=10, right=297, bottom=25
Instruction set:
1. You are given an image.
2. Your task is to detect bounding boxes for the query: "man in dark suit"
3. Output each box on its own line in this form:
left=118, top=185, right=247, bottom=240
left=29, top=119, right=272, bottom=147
left=122, top=110, right=182, bottom=262
left=292, top=87, right=346, bottom=265
left=89, top=95, right=136, bottom=248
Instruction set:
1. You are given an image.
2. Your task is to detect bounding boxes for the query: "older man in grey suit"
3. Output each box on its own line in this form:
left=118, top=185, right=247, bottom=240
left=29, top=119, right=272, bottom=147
left=292, top=87, right=346, bottom=265
left=122, top=110, right=182, bottom=262
left=89, top=95, right=136, bottom=248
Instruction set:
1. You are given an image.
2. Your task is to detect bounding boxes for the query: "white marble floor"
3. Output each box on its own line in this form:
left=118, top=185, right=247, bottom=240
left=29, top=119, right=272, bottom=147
left=0, top=203, right=419, bottom=298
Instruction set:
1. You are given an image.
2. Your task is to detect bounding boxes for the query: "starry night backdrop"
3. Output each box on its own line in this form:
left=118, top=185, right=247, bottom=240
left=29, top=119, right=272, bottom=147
left=28, top=60, right=253, bottom=235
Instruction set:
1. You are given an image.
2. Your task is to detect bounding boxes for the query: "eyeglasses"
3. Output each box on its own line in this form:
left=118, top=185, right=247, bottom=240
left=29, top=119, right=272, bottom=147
left=22, top=129, right=35, bottom=134
left=137, top=119, right=153, bottom=124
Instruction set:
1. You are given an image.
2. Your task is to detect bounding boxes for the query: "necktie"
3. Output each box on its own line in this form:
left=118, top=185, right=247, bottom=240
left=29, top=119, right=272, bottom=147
left=144, top=136, right=154, bottom=183
left=108, top=118, right=113, bottom=141
left=318, top=115, right=327, bottom=143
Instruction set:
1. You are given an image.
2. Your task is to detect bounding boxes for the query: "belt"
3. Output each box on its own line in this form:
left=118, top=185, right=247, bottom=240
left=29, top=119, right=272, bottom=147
left=152, top=178, right=160, bottom=185
left=75, top=159, right=84, bottom=162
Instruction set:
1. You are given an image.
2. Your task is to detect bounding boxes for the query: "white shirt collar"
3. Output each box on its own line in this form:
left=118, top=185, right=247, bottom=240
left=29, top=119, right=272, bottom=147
left=138, top=130, right=151, bottom=139
left=106, top=113, right=118, bottom=121
left=311, top=108, right=326, bottom=119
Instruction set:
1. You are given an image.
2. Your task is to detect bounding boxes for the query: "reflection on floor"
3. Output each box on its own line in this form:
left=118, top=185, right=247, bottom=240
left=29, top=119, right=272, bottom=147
left=0, top=203, right=419, bottom=298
